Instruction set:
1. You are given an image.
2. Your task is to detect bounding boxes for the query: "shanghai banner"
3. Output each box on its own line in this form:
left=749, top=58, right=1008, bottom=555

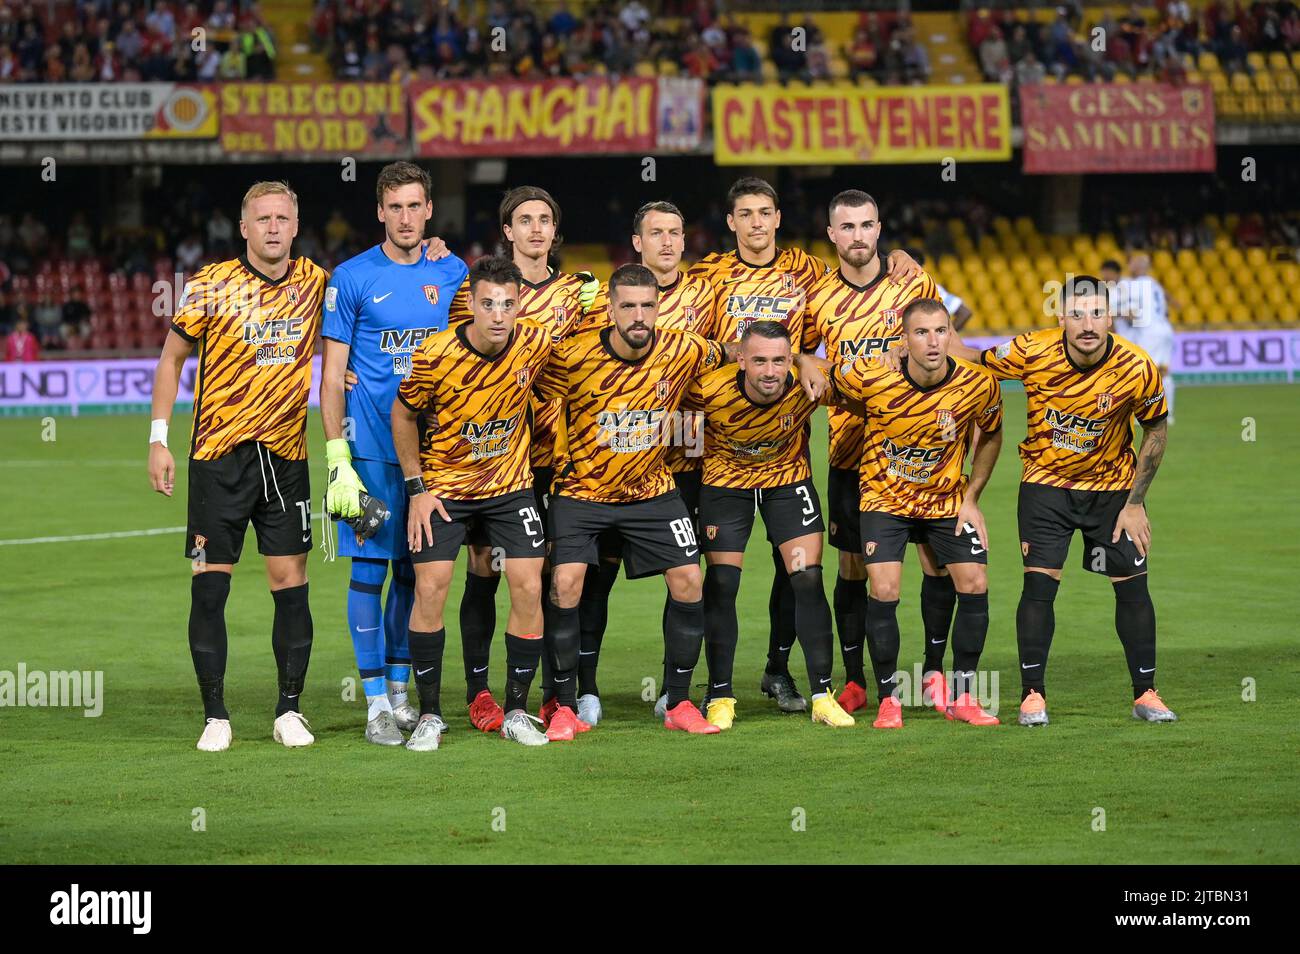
left=1021, top=83, right=1215, bottom=174
left=219, top=83, right=407, bottom=155
left=0, top=83, right=217, bottom=140
left=712, top=83, right=1010, bottom=165
left=411, top=77, right=701, bottom=157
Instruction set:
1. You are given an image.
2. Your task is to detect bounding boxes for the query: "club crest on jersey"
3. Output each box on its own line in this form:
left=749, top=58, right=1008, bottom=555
left=683, top=306, right=697, bottom=325
left=656, top=380, right=670, bottom=399
left=880, top=308, right=900, bottom=326
left=780, top=413, right=794, bottom=430
left=516, top=369, right=530, bottom=388
left=782, top=272, right=795, bottom=291
left=422, top=284, right=440, bottom=306
left=554, top=305, right=568, bottom=323
left=1096, top=392, right=1114, bottom=413
left=705, top=525, right=718, bottom=540
left=936, top=409, right=955, bottom=432
left=285, top=284, right=299, bottom=304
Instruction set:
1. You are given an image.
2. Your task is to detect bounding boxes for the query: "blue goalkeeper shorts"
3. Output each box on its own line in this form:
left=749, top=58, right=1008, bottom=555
left=335, top=457, right=409, bottom=560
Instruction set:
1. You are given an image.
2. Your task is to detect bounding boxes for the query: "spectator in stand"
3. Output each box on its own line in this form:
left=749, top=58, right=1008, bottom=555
left=1220, top=24, right=1253, bottom=75
left=5, top=316, right=39, bottom=363
left=846, top=26, right=879, bottom=81
left=338, top=38, right=362, bottom=79
left=175, top=232, right=204, bottom=272
left=731, top=28, right=761, bottom=82
left=895, top=25, right=930, bottom=84
left=549, top=1, right=578, bottom=39
left=207, top=208, right=235, bottom=259
left=806, top=21, right=832, bottom=80
left=979, top=26, right=1011, bottom=82
left=62, top=285, right=91, bottom=342
left=769, top=12, right=806, bottom=82
left=32, top=292, right=61, bottom=346
left=1016, top=49, right=1047, bottom=86
left=242, top=11, right=276, bottom=80
left=1235, top=212, right=1267, bottom=246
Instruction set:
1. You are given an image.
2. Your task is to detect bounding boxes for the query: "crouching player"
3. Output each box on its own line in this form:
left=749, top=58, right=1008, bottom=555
left=833, top=298, right=1004, bottom=729
left=684, top=320, right=855, bottom=730
left=390, top=256, right=555, bottom=750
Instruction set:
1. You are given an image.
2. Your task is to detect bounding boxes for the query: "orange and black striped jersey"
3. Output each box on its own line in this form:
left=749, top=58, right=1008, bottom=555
left=448, top=267, right=585, bottom=470
left=981, top=329, right=1167, bottom=492
left=804, top=266, right=939, bottom=470
left=536, top=327, right=724, bottom=503
left=397, top=320, right=555, bottom=500
left=171, top=255, right=326, bottom=462
left=687, top=246, right=829, bottom=345
left=832, top=356, right=1003, bottom=519
left=683, top=365, right=826, bottom=489
left=582, top=270, right=720, bottom=474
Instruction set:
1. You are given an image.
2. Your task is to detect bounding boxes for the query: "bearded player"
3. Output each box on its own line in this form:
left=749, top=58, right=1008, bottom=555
left=321, top=162, right=468, bottom=745
left=391, top=256, right=561, bottom=749
left=684, top=320, right=855, bottom=731
left=567, top=201, right=719, bottom=725
left=148, top=180, right=326, bottom=751
left=442, top=186, right=599, bottom=735
left=690, top=176, right=920, bottom=714
left=803, top=189, right=960, bottom=718
left=832, top=298, right=1004, bottom=729
left=970, top=275, right=1175, bottom=725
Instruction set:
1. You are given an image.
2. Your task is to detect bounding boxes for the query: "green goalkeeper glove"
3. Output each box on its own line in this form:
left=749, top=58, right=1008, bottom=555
left=576, top=271, right=599, bottom=313
left=325, top=438, right=367, bottom=519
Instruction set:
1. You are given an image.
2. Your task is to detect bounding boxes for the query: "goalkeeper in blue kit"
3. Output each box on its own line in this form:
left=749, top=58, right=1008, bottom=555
left=320, top=162, right=468, bottom=745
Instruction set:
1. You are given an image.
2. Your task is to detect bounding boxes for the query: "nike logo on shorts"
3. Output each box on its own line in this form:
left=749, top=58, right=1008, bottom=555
left=801, top=515, right=818, bottom=526
left=684, top=548, right=698, bottom=557
left=1134, top=555, right=1146, bottom=566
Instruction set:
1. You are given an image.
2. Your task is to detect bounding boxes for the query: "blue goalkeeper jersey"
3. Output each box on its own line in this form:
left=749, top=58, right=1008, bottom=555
left=322, top=244, right=468, bottom=463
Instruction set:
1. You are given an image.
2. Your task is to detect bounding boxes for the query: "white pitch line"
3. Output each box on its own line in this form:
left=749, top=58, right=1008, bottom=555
left=0, top=512, right=329, bottom=547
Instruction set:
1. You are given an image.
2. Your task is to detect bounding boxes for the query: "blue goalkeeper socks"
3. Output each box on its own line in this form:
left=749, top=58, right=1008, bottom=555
left=384, top=558, right=414, bottom=695
left=348, top=558, right=388, bottom=702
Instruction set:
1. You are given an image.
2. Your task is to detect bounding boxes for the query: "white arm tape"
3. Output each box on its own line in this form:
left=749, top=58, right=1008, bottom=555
left=150, top=419, right=169, bottom=448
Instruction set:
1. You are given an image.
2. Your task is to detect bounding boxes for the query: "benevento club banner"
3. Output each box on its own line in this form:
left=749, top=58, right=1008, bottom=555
left=712, top=83, right=1011, bottom=165
left=410, top=77, right=702, bottom=157
left=1020, top=82, right=1215, bottom=174
left=0, top=83, right=217, bottom=140
left=219, top=83, right=407, bottom=155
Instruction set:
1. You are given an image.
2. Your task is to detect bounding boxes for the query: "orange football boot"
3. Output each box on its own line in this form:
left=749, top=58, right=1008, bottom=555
left=872, top=696, right=903, bottom=729
left=663, top=700, right=721, bottom=734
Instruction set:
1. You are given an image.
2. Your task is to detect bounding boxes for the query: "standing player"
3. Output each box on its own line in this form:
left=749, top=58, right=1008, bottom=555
left=535, top=263, right=748, bottom=738
left=973, top=275, right=1175, bottom=725
left=569, top=200, right=719, bottom=725
left=803, top=190, right=956, bottom=718
left=690, top=177, right=920, bottom=713
left=445, top=186, right=599, bottom=734
left=1107, top=255, right=1177, bottom=425
left=684, top=321, right=855, bottom=730
left=391, top=256, right=557, bottom=749
left=832, top=298, right=1004, bottom=729
left=321, top=162, right=468, bottom=745
left=148, top=181, right=325, bottom=751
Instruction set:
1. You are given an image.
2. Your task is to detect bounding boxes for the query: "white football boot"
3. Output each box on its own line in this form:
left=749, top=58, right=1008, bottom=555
left=196, top=718, right=232, bottom=752
left=500, top=709, right=549, bottom=746
left=273, top=711, right=315, bottom=747
left=366, top=709, right=405, bottom=746
left=405, top=714, right=447, bottom=751
left=653, top=693, right=669, bottom=719
left=577, top=693, right=603, bottom=726
left=391, top=702, right=420, bottom=732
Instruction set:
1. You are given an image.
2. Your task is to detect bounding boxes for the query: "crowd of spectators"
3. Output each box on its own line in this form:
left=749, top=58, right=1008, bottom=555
left=0, top=0, right=276, bottom=84
left=972, top=1, right=1300, bottom=92
left=313, top=1, right=932, bottom=87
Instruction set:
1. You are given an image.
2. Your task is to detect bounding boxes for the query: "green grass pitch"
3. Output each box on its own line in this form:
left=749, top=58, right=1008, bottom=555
left=1, top=384, right=1297, bottom=864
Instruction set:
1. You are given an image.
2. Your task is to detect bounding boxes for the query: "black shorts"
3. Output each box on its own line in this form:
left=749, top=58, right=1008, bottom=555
left=549, top=490, right=698, bottom=580
left=699, top=479, right=824, bottom=553
left=1018, top=482, right=1146, bottom=576
left=826, top=466, right=861, bottom=553
left=596, top=469, right=702, bottom=562
left=468, top=466, right=553, bottom=548
left=185, top=442, right=312, bottom=565
left=412, top=489, right=545, bottom=564
left=860, top=511, right=987, bottom=567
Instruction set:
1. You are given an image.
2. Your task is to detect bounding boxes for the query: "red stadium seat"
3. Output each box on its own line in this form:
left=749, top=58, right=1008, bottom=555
left=153, top=257, right=175, bottom=279
left=129, top=272, right=152, bottom=292
left=107, top=271, right=128, bottom=292
left=89, top=332, right=115, bottom=351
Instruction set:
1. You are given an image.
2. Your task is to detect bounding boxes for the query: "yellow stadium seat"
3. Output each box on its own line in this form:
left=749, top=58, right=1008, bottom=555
left=1223, top=214, right=1241, bottom=234
left=1152, top=250, right=1175, bottom=271
left=1275, top=70, right=1298, bottom=92
left=1278, top=303, right=1300, bottom=323
left=1014, top=217, right=1036, bottom=237
left=1241, top=283, right=1266, bottom=306
left=634, top=61, right=656, bottom=78
left=1255, top=72, right=1275, bottom=92
left=1219, top=286, right=1241, bottom=308
left=1279, top=263, right=1300, bottom=286
left=1209, top=71, right=1229, bottom=93
left=1269, top=52, right=1290, bottom=70
left=1174, top=249, right=1197, bottom=270
left=1178, top=304, right=1201, bottom=326
left=1247, top=52, right=1267, bottom=72
left=1245, top=247, right=1268, bottom=268
left=947, top=217, right=968, bottom=236
left=1213, top=234, right=1233, bottom=252
left=1265, top=94, right=1288, bottom=116
left=1229, top=303, right=1252, bottom=324
left=1231, top=71, right=1253, bottom=93
left=1197, top=52, right=1219, bottom=71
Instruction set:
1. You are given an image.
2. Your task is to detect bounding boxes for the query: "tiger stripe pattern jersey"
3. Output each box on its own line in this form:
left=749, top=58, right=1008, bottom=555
left=688, top=246, right=829, bottom=345
left=804, top=266, right=939, bottom=470
left=448, top=269, right=585, bottom=470
left=396, top=320, right=556, bottom=500
left=171, top=255, right=327, bottom=461
left=582, top=270, right=720, bottom=474
left=832, top=356, right=1003, bottom=519
left=536, top=327, right=724, bottom=503
left=683, top=366, right=823, bottom=490
left=981, top=329, right=1168, bottom=492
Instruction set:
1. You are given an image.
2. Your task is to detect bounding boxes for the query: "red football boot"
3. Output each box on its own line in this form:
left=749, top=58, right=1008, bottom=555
left=663, top=699, right=721, bottom=734
left=872, top=696, right=903, bottom=729
left=837, top=681, right=869, bottom=714
left=922, top=670, right=951, bottom=713
left=538, top=696, right=559, bottom=727
left=468, top=689, right=505, bottom=733
left=544, top=705, right=591, bottom=741
left=945, top=692, right=1000, bottom=726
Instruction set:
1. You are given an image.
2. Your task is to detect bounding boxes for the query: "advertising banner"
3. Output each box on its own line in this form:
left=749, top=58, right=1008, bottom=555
left=219, top=83, right=407, bottom=155
left=0, top=83, right=217, bottom=140
left=712, top=83, right=1011, bottom=165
